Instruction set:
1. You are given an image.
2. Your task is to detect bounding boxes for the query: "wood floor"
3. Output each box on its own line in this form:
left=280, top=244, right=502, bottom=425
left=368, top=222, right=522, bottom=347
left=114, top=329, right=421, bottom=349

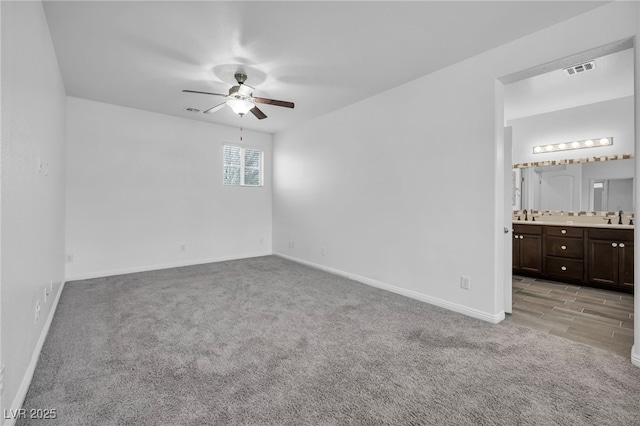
left=504, top=276, right=634, bottom=358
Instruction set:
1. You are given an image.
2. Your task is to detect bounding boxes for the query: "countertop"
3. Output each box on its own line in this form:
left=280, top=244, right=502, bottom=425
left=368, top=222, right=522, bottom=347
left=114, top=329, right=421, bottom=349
left=512, top=220, right=634, bottom=230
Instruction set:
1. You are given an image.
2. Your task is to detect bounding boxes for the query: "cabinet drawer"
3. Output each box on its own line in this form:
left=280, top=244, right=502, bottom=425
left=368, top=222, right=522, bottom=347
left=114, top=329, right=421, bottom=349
left=545, top=226, right=584, bottom=238
left=546, top=237, right=583, bottom=258
left=545, top=257, right=584, bottom=281
left=588, top=228, right=633, bottom=242
left=513, top=224, right=542, bottom=235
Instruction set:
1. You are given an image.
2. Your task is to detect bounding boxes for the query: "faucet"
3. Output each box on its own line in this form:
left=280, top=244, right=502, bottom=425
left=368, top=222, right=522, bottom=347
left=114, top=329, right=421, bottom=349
left=619, top=210, right=624, bottom=225
left=523, top=209, right=528, bottom=221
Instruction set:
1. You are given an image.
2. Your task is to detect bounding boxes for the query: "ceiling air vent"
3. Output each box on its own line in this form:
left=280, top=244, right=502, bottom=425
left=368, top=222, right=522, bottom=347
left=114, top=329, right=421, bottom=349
left=563, top=61, right=595, bottom=76
left=184, top=107, right=201, bottom=113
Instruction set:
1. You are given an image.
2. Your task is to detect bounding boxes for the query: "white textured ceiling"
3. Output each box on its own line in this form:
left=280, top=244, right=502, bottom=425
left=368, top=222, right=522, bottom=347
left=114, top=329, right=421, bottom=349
left=505, top=48, right=634, bottom=122
left=43, top=1, right=607, bottom=134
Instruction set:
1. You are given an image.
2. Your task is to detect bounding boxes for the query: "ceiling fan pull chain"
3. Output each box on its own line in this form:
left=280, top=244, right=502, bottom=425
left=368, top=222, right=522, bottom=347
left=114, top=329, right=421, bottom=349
left=240, top=126, right=243, bottom=142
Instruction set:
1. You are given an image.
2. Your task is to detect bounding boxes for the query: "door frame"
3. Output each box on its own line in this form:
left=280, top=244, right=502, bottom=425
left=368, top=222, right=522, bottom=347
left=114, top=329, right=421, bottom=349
left=495, top=38, right=638, bottom=365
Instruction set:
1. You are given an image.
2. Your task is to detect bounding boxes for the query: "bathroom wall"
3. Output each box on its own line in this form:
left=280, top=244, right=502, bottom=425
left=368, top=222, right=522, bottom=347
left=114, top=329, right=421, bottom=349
left=510, top=96, right=634, bottom=165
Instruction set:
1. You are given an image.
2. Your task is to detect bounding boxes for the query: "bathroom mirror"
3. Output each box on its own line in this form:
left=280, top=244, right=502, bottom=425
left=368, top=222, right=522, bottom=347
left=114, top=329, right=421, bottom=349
left=514, top=158, right=634, bottom=212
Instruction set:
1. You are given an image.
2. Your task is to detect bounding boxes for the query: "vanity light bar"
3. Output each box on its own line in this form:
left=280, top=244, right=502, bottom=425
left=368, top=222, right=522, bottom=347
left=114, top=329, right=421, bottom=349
left=533, top=137, right=612, bottom=154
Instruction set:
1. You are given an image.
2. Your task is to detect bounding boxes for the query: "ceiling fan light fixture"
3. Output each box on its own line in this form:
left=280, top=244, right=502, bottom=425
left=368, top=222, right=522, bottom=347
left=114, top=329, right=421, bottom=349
left=226, top=98, right=254, bottom=116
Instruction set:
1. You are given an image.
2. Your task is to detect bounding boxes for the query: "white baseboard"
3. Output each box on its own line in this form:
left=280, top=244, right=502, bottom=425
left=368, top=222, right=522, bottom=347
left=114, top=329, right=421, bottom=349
left=632, top=345, right=640, bottom=368
left=4, top=281, right=66, bottom=426
left=275, top=253, right=505, bottom=324
left=65, top=251, right=273, bottom=281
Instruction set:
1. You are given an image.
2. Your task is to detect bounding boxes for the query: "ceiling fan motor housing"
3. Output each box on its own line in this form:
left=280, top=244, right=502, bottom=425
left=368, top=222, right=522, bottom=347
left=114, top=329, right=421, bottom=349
left=228, top=86, right=252, bottom=99
left=229, top=83, right=254, bottom=99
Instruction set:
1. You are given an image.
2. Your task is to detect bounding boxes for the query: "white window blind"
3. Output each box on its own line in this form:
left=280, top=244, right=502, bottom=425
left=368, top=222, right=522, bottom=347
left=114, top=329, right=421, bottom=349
left=223, top=145, right=262, bottom=186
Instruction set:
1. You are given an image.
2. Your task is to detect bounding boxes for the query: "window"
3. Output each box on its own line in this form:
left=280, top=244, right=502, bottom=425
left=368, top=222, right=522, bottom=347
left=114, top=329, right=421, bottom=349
left=223, top=145, right=263, bottom=186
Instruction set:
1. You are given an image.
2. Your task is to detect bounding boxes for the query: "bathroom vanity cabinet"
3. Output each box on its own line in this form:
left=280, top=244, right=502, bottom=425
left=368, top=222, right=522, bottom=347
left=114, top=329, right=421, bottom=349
left=512, top=223, right=634, bottom=293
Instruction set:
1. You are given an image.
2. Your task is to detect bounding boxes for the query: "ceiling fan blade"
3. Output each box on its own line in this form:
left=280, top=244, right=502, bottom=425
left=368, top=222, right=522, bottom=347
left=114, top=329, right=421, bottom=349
left=203, top=102, right=226, bottom=114
left=182, top=89, right=227, bottom=97
left=250, top=106, right=267, bottom=120
left=253, top=97, right=295, bottom=108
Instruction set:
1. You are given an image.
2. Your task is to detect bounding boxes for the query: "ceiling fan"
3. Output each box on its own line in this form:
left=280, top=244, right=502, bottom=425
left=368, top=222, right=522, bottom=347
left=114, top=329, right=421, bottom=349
left=182, top=73, right=294, bottom=120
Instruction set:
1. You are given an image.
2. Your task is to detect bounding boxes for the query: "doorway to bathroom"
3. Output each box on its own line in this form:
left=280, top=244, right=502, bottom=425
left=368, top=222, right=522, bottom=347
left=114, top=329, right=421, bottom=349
left=501, top=40, right=636, bottom=358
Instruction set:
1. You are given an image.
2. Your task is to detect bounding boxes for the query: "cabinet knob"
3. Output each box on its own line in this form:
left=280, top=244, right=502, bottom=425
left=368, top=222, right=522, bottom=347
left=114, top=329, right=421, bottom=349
left=619, top=243, right=625, bottom=248
left=561, top=266, right=567, bottom=271
left=561, top=245, right=567, bottom=250
left=561, top=229, right=567, bottom=234
left=520, top=235, right=524, bottom=239
left=612, top=242, right=618, bottom=247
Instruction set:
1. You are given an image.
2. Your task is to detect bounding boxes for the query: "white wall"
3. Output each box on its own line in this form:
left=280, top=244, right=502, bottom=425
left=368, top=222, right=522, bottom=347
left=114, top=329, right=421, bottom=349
left=65, top=97, right=273, bottom=280
left=273, top=2, right=639, bottom=322
left=510, top=96, right=634, bottom=164
left=1, top=1, right=66, bottom=419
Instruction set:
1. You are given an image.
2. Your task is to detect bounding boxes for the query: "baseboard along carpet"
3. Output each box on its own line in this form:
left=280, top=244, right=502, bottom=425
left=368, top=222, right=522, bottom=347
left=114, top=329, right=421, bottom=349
left=18, top=256, right=640, bottom=425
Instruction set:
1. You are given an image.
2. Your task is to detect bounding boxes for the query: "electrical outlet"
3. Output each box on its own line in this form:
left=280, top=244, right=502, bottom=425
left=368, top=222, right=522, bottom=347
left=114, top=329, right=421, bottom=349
left=260, top=237, right=264, bottom=244
left=65, top=254, right=74, bottom=263
left=288, top=241, right=295, bottom=248
left=460, top=276, right=470, bottom=290
left=180, top=243, right=186, bottom=252
left=321, top=247, right=326, bottom=256
left=35, top=300, right=41, bottom=323
left=0, top=364, right=5, bottom=394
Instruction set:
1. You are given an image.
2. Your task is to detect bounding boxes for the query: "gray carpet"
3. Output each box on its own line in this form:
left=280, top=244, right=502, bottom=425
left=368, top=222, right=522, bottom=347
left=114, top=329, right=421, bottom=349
left=18, top=256, right=640, bottom=425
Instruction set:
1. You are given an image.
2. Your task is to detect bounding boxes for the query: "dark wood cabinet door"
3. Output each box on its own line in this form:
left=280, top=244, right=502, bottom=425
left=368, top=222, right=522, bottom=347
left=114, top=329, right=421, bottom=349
left=618, top=241, right=634, bottom=290
left=587, top=239, right=618, bottom=286
left=520, top=235, right=542, bottom=274
left=512, top=235, right=520, bottom=270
